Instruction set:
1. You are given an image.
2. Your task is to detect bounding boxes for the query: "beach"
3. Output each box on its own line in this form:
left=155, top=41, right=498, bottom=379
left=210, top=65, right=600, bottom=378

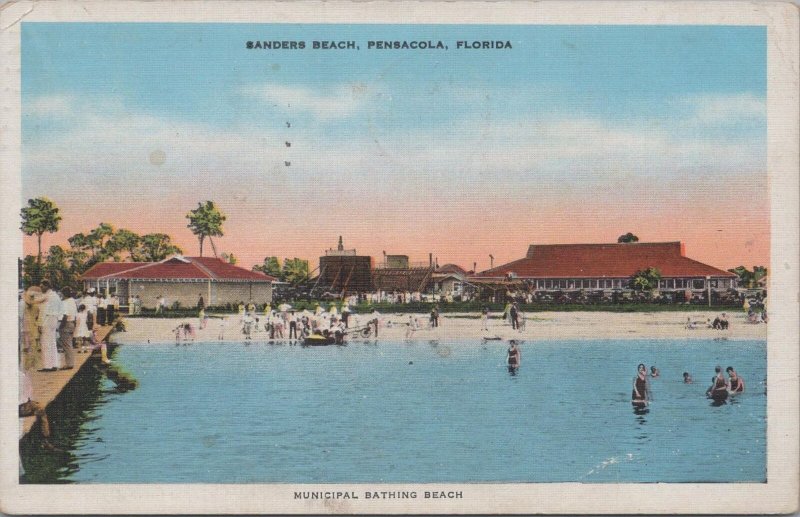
left=112, top=311, right=767, bottom=344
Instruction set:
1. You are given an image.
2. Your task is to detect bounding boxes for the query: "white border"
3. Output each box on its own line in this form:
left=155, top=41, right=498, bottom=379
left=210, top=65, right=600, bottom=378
left=0, top=1, right=797, bottom=514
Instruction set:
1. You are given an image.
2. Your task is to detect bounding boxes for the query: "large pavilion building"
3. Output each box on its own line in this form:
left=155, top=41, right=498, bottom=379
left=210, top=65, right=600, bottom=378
left=80, top=256, right=276, bottom=309
left=473, top=242, right=737, bottom=293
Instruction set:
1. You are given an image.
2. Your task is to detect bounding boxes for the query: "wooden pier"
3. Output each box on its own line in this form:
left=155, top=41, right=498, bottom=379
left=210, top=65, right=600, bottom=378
left=20, top=324, right=115, bottom=438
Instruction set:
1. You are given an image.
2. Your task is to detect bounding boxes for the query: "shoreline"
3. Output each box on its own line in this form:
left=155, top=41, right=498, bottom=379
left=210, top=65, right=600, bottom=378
left=111, top=311, right=767, bottom=345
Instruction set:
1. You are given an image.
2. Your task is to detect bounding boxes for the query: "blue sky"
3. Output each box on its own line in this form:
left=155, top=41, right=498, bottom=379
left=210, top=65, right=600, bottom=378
left=20, top=23, right=768, bottom=269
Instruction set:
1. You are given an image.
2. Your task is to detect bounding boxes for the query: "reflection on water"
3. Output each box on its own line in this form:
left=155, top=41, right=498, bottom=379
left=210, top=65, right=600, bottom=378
left=21, top=339, right=766, bottom=484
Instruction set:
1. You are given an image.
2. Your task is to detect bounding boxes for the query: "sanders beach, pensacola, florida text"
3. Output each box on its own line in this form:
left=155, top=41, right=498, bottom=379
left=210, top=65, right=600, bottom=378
left=246, top=40, right=512, bottom=50
left=293, top=490, right=463, bottom=500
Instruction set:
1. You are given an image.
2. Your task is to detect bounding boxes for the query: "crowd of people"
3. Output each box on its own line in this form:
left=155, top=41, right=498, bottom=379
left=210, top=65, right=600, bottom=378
left=18, top=280, right=115, bottom=448
left=631, top=362, right=746, bottom=407
left=19, top=281, right=114, bottom=372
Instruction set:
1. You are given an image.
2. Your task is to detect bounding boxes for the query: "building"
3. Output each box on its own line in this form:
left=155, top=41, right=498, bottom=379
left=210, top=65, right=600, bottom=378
left=474, top=242, right=737, bottom=293
left=80, top=256, right=275, bottom=309
left=314, top=237, right=373, bottom=293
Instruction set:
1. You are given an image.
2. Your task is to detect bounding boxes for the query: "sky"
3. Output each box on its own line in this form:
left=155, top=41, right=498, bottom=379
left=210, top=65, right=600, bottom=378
left=21, top=23, right=768, bottom=272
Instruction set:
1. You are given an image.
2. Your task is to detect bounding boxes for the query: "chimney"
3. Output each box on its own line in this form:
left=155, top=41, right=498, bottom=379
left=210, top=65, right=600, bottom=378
left=429, top=253, right=433, bottom=266
left=489, top=254, right=494, bottom=269
left=473, top=261, right=477, bottom=273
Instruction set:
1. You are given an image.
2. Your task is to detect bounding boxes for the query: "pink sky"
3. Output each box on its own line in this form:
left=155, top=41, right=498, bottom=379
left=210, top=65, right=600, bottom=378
left=23, top=186, right=769, bottom=274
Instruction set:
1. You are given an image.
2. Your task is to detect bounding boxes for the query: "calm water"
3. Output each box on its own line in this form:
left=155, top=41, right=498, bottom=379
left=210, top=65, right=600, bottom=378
left=31, top=338, right=766, bottom=483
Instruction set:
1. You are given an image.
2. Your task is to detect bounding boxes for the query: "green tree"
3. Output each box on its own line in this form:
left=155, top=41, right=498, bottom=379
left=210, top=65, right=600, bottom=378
left=631, top=267, right=661, bottom=291
left=220, top=252, right=237, bottom=265
left=106, top=228, right=141, bottom=261
left=44, top=245, right=76, bottom=289
left=186, top=201, right=226, bottom=257
left=617, top=232, right=640, bottom=243
left=139, top=233, right=183, bottom=261
left=20, top=197, right=62, bottom=265
left=282, top=258, right=309, bottom=285
left=728, top=265, right=768, bottom=288
left=253, top=256, right=282, bottom=278
left=21, top=255, right=43, bottom=288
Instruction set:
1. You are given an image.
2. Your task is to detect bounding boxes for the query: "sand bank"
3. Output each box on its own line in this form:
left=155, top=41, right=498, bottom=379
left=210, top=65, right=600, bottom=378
left=111, top=311, right=766, bottom=345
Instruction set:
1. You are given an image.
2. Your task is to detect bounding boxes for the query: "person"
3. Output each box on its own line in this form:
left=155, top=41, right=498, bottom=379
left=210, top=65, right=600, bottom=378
left=685, top=317, right=697, bottom=329
left=507, top=341, right=521, bottom=372
left=84, top=289, right=98, bottom=329
left=706, top=366, right=729, bottom=401
left=19, top=369, right=53, bottom=449
left=74, top=304, right=91, bottom=353
left=218, top=317, right=226, bottom=341
left=58, top=287, right=77, bottom=370
left=517, top=308, right=526, bottom=331
left=342, top=305, right=351, bottom=328
left=21, top=286, right=43, bottom=371
left=107, top=292, right=117, bottom=323
left=480, top=305, right=489, bottom=331
left=650, top=366, right=660, bottom=378
left=632, top=363, right=650, bottom=406
left=288, top=311, right=298, bottom=339
left=509, top=303, right=519, bottom=330
left=155, top=295, right=165, bottom=314
left=727, top=366, right=745, bottom=395
left=719, top=312, right=729, bottom=330
left=197, top=294, right=205, bottom=310
left=36, top=280, right=62, bottom=372
left=242, top=313, right=254, bottom=340
left=683, top=372, right=693, bottom=384
left=405, top=314, right=417, bottom=339
left=96, top=291, right=107, bottom=326
left=432, top=306, right=440, bottom=328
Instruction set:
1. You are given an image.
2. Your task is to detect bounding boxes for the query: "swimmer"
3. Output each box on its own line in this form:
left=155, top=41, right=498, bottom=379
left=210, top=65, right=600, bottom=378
left=706, top=365, right=729, bottom=401
left=683, top=372, right=693, bottom=384
left=507, top=341, right=521, bottom=372
left=726, top=366, right=745, bottom=395
left=650, top=366, right=660, bottom=378
left=632, top=363, right=650, bottom=406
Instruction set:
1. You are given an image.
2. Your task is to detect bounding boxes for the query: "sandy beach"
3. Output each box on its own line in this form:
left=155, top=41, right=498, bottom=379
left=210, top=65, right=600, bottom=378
left=111, top=311, right=767, bottom=345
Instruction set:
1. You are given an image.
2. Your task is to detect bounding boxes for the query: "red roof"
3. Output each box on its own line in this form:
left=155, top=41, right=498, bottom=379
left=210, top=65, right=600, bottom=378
left=475, top=242, right=735, bottom=279
left=81, top=256, right=275, bottom=282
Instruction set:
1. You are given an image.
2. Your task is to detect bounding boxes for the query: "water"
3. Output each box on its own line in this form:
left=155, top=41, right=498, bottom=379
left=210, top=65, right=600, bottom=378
left=25, top=339, right=766, bottom=483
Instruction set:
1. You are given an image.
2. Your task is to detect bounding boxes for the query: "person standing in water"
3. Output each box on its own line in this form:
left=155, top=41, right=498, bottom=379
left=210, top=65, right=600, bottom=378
left=727, top=366, right=745, bottom=395
left=632, top=363, right=650, bottom=406
left=706, top=365, right=729, bottom=401
left=507, top=341, right=521, bottom=373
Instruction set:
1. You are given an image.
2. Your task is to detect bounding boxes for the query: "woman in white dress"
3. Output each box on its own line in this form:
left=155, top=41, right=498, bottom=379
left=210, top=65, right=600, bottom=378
left=74, top=304, right=92, bottom=352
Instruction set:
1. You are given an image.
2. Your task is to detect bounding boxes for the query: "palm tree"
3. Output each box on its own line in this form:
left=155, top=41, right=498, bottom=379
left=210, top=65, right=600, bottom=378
left=186, top=201, right=226, bottom=257
left=20, top=197, right=62, bottom=265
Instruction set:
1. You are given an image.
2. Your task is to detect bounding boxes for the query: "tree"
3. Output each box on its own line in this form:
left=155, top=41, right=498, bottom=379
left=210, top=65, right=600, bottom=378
left=253, top=256, right=282, bottom=278
left=617, top=232, right=640, bottom=243
left=105, top=228, right=141, bottom=261
left=631, top=267, right=661, bottom=291
left=220, top=252, right=237, bottom=265
left=282, top=258, right=309, bottom=285
left=186, top=201, right=226, bottom=257
left=139, top=233, right=183, bottom=261
left=728, top=265, right=768, bottom=288
left=44, top=245, right=76, bottom=289
left=20, top=197, right=62, bottom=265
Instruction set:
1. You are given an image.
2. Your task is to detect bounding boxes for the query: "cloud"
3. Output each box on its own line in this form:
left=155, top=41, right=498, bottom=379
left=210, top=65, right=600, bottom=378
left=241, top=83, right=369, bottom=120
left=23, top=94, right=74, bottom=117
left=23, top=91, right=766, bottom=212
left=678, top=92, right=766, bottom=125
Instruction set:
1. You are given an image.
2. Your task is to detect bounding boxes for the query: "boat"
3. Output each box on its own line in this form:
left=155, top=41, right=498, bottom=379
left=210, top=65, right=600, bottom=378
left=303, top=334, right=340, bottom=346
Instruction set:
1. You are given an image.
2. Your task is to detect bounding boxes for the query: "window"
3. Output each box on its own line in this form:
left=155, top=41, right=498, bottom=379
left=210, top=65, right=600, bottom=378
left=693, top=279, right=705, bottom=290
left=568, top=280, right=575, bottom=289
left=676, top=279, right=685, bottom=289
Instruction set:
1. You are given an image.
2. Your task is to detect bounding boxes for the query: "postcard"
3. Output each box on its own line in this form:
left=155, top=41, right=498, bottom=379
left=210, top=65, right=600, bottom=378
left=0, top=0, right=798, bottom=514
